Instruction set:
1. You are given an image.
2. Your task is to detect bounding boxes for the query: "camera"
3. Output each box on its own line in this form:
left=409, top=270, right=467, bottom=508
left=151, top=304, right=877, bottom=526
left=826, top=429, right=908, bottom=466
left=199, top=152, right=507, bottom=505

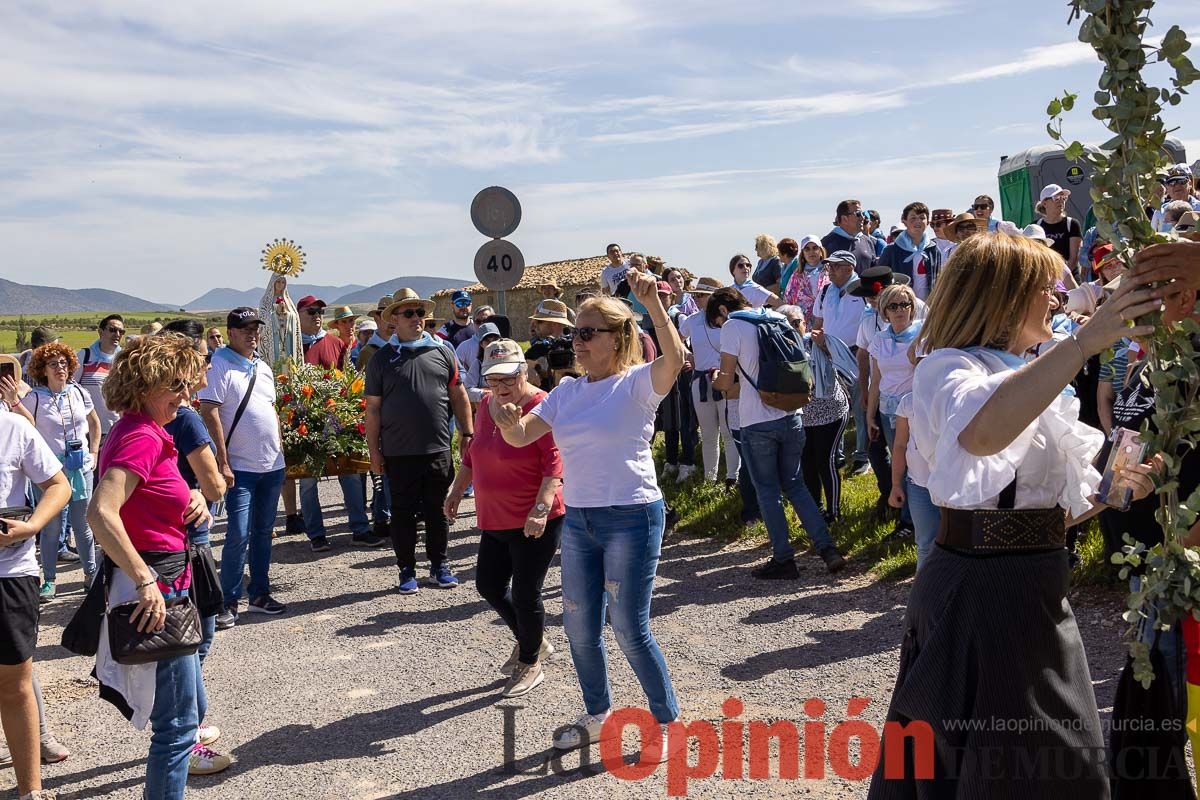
left=547, top=336, right=576, bottom=371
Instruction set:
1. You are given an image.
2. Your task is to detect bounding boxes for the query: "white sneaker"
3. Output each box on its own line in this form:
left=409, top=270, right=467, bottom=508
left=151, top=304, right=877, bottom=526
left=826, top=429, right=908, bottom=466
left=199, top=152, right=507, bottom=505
left=20, top=792, right=56, bottom=800
left=198, top=724, right=221, bottom=746
left=500, top=661, right=545, bottom=699
left=662, top=463, right=678, bottom=480
left=676, top=465, right=696, bottom=482
left=646, top=724, right=688, bottom=764
left=188, top=743, right=232, bottom=776
left=552, top=711, right=612, bottom=750
left=500, top=638, right=555, bottom=676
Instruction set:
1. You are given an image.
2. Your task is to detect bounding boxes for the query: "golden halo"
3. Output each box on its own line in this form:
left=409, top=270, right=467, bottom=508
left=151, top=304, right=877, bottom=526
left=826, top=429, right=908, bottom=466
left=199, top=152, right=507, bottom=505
left=261, top=238, right=306, bottom=277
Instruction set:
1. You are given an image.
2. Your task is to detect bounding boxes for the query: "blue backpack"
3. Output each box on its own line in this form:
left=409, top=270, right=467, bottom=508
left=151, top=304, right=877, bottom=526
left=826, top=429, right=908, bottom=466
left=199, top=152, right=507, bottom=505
left=728, top=310, right=812, bottom=411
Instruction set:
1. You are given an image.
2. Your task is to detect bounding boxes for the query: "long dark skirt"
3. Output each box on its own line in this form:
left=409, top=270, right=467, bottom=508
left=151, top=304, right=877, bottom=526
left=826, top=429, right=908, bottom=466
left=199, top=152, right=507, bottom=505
left=868, top=543, right=1108, bottom=800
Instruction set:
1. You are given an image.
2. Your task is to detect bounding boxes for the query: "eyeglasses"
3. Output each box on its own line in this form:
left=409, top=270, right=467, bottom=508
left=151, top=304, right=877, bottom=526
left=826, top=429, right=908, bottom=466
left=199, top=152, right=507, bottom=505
left=957, top=224, right=977, bottom=234
left=789, top=320, right=804, bottom=331
left=484, top=375, right=519, bottom=388
left=304, top=308, right=324, bottom=316
left=575, top=326, right=613, bottom=342
left=401, top=308, right=427, bottom=319
left=106, top=326, right=125, bottom=335
left=884, top=301, right=914, bottom=311
left=45, top=359, right=69, bottom=370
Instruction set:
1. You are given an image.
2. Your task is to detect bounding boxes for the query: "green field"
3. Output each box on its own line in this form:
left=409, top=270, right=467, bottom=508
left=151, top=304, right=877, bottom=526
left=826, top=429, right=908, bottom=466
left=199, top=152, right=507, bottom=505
left=0, top=312, right=222, bottom=353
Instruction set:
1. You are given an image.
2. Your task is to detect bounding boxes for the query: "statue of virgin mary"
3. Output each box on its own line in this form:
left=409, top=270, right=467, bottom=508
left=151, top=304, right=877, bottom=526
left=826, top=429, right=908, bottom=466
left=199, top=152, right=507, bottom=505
left=257, top=238, right=306, bottom=366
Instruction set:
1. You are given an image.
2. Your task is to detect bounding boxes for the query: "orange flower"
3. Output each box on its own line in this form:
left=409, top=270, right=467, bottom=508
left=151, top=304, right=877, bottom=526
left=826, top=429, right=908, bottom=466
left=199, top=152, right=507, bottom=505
left=277, top=374, right=287, bottom=384
left=350, top=377, right=364, bottom=394
left=301, top=385, right=314, bottom=399
left=326, top=398, right=336, bottom=408
left=298, top=423, right=308, bottom=436
left=286, top=410, right=295, bottom=424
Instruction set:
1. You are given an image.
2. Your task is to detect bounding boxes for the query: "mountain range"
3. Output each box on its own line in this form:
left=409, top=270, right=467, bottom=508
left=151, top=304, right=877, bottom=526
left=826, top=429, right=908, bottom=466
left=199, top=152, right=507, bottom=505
left=182, top=276, right=468, bottom=310
left=0, top=276, right=473, bottom=315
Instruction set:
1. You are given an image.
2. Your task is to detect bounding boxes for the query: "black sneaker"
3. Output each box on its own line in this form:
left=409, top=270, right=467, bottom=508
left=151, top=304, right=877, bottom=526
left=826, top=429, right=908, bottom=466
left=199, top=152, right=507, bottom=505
left=415, top=518, right=426, bottom=532
left=884, top=523, right=914, bottom=542
left=215, top=603, right=238, bottom=630
left=246, top=595, right=287, bottom=615
left=664, top=506, right=680, bottom=531
left=820, top=547, right=847, bottom=574
left=373, top=520, right=390, bottom=540
left=751, top=558, right=799, bottom=580
left=351, top=533, right=386, bottom=548
left=285, top=514, right=305, bottom=535
left=850, top=461, right=871, bottom=477
left=310, top=535, right=332, bottom=553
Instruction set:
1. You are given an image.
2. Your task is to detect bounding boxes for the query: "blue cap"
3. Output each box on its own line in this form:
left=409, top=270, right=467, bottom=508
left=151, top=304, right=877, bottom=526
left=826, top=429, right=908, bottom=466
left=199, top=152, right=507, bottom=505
left=822, top=250, right=856, bottom=267
left=451, top=289, right=471, bottom=305
left=476, top=322, right=501, bottom=341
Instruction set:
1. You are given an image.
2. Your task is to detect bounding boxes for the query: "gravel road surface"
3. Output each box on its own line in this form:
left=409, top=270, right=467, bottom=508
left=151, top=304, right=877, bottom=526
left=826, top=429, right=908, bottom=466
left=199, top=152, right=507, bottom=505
left=3, top=483, right=1128, bottom=799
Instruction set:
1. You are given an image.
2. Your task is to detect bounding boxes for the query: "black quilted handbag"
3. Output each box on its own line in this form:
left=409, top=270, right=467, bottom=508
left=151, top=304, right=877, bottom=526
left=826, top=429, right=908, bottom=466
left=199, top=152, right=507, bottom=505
left=107, top=594, right=202, bottom=665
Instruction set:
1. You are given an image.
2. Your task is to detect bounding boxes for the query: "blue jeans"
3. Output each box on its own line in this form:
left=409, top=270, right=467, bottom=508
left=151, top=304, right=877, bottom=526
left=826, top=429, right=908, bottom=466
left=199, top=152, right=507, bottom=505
left=879, top=413, right=913, bottom=527
left=221, top=468, right=285, bottom=603
left=299, top=474, right=370, bottom=539
left=145, top=651, right=200, bottom=800
left=850, top=378, right=869, bottom=464
left=560, top=500, right=679, bottom=724
left=740, top=415, right=835, bottom=562
left=906, top=479, right=941, bottom=570
left=730, top=429, right=761, bottom=523
left=34, top=478, right=97, bottom=583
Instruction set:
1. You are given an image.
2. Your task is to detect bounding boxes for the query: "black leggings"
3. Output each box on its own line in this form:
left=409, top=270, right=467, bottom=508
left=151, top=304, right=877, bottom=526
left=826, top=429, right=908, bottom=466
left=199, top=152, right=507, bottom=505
left=802, top=416, right=847, bottom=519
left=475, top=517, right=563, bottom=665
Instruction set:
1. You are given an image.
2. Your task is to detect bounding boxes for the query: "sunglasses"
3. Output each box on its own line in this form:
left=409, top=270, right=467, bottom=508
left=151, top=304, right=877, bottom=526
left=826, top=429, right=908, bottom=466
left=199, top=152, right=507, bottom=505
left=972, top=204, right=991, bottom=210
left=575, top=326, right=613, bottom=342
left=484, top=375, right=519, bottom=388
left=303, top=308, right=324, bottom=316
left=106, top=326, right=126, bottom=335
left=401, top=308, right=427, bottom=319
left=789, top=320, right=804, bottom=330
left=957, top=224, right=977, bottom=233
left=452, top=300, right=472, bottom=308
left=166, top=378, right=193, bottom=394
left=884, top=301, right=914, bottom=311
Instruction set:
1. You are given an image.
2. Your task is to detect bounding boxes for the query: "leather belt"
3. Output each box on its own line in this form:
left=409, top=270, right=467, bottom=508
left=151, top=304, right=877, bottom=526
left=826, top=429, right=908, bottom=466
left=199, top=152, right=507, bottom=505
left=935, top=507, right=1066, bottom=555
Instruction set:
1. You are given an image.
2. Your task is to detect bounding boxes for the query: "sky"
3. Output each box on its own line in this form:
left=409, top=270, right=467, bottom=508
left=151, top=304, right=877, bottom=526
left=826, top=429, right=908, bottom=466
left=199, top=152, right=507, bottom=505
left=3, top=0, right=1199, bottom=305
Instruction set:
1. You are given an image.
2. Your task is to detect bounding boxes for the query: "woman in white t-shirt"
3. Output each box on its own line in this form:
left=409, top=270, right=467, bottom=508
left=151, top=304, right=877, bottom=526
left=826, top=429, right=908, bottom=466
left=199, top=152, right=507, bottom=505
left=678, top=279, right=739, bottom=484
left=728, top=254, right=779, bottom=309
left=15, top=343, right=101, bottom=599
left=494, top=269, right=685, bottom=757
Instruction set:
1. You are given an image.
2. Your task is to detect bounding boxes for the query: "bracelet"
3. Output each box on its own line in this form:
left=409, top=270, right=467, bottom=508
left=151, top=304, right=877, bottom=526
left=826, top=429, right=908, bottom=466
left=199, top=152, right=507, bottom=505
left=653, top=322, right=671, bottom=329
left=1066, top=334, right=1087, bottom=366
left=135, top=579, right=157, bottom=590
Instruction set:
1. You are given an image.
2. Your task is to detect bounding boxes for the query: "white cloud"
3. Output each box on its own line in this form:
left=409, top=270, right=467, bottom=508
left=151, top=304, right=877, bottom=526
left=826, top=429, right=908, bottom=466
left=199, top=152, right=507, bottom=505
left=942, top=41, right=1094, bottom=85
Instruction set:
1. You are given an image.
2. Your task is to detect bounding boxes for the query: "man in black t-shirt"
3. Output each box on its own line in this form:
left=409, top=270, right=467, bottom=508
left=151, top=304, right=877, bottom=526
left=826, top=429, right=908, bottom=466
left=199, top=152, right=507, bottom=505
left=365, top=289, right=474, bottom=595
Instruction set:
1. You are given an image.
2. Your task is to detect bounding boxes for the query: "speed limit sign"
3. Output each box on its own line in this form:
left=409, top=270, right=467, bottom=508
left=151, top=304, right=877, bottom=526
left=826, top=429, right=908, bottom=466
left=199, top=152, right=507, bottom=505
left=473, top=239, right=525, bottom=291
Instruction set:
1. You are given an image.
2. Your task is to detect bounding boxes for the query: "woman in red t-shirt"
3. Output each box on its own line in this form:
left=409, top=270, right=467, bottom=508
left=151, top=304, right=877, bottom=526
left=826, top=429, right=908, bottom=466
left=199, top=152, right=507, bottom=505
left=87, top=334, right=216, bottom=798
left=445, top=339, right=564, bottom=701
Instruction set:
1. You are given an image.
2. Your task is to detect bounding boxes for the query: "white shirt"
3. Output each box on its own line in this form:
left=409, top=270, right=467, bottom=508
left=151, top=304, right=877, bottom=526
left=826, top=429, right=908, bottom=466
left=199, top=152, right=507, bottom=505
left=912, top=270, right=929, bottom=301
left=868, top=329, right=919, bottom=400
left=719, top=310, right=793, bottom=429
left=679, top=312, right=723, bottom=372
left=531, top=362, right=664, bottom=507
left=455, top=338, right=487, bottom=403
left=855, top=298, right=928, bottom=351
left=20, top=384, right=96, bottom=471
left=0, top=413, right=62, bottom=578
left=197, top=350, right=285, bottom=473
left=601, top=261, right=630, bottom=294
left=731, top=280, right=772, bottom=309
left=910, top=348, right=1103, bottom=517
left=894, top=392, right=930, bottom=488
left=813, top=282, right=866, bottom=347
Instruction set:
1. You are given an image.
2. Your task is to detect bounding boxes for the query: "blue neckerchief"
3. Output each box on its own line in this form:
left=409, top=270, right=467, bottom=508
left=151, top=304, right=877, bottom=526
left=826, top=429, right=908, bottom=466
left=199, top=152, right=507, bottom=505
left=88, top=341, right=118, bottom=364
left=368, top=332, right=389, bottom=349
left=349, top=343, right=361, bottom=362
left=833, top=226, right=861, bottom=241
left=301, top=329, right=326, bottom=347
left=980, top=347, right=1029, bottom=371
left=213, top=345, right=257, bottom=373
left=733, top=279, right=763, bottom=293
left=895, top=229, right=934, bottom=258
left=728, top=307, right=773, bottom=322
left=878, top=320, right=921, bottom=345
left=825, top=280, right=850, bottom=316
left=389, top=332, right=436, bottom=350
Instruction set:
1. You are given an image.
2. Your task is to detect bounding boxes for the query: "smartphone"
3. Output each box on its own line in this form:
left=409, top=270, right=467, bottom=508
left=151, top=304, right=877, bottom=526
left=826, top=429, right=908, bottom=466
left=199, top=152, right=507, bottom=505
left=0, top=362, right=13, bottom=381
left=1098, top=428, right=1148, bottom=511
left=0, top=506, right=34, bottom=542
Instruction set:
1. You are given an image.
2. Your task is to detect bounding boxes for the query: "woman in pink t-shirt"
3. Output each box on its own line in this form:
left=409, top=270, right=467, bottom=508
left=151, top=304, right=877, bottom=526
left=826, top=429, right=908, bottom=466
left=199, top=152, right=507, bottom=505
left=445, top=339, right=564, bottom=702
left=87, top=335, right=211, bottom=800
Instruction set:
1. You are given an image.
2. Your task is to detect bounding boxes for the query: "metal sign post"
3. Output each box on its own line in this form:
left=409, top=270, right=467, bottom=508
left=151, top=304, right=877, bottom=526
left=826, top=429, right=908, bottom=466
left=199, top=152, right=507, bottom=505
left=471, top=186, right=524, bottom=317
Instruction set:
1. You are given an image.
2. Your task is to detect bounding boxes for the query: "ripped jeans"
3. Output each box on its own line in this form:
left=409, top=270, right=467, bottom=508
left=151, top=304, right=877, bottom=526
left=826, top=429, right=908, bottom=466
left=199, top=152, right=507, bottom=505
left=560, top=500, right=679, bottom=723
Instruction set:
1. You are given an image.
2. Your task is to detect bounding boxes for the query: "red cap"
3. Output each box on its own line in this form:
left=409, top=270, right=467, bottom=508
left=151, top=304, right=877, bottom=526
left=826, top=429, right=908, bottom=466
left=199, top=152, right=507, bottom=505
left=295, top=295, right=326, bottom=311
left=655, top=280, right=673, bottom=295
left=1092, top=243, right=1114, bottom=265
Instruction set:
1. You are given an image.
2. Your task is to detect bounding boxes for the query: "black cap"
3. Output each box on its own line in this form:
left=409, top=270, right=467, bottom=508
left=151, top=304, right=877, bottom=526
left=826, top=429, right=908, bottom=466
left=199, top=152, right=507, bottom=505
left=227, top=307, right=265, bottom=328
left=847, top=266, right=911, bottom=298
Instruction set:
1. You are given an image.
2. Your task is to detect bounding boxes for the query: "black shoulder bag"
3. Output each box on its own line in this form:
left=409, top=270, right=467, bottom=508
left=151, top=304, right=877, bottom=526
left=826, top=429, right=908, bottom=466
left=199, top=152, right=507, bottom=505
left=223, top=366, right=258, bottom=447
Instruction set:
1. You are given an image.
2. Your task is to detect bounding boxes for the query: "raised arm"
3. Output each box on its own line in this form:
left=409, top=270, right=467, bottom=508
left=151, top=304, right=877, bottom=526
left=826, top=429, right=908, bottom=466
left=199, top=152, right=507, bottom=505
left=627, top=267, right=683, bottom=395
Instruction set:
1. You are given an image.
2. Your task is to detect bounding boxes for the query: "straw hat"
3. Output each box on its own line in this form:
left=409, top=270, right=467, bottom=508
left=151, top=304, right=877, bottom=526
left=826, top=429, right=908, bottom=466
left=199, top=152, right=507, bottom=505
left=383, top=288, right=436, bottom=319
left=945, top=212, right=989, bottom=239
left=689, top=277, right=723, bottom=295
left=326, top=305, right=357, bottom=327
left=529, top=299, right=571, bottom=324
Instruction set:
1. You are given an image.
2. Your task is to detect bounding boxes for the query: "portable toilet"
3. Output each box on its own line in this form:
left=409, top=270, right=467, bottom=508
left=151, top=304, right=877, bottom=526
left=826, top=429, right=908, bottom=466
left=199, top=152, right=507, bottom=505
left=997, top=136, right=1187, bottom=227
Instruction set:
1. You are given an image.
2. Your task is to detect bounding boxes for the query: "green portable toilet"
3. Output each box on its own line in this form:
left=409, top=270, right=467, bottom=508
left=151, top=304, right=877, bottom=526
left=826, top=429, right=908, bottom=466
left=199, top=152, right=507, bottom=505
left=997, top=137, right=1186, bottom=228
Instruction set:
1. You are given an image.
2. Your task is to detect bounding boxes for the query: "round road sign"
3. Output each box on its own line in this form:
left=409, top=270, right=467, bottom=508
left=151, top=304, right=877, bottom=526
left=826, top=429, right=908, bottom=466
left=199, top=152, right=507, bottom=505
left=473, top=239, right=526, bottom=291
left=470, top=186, right=522, bottom=239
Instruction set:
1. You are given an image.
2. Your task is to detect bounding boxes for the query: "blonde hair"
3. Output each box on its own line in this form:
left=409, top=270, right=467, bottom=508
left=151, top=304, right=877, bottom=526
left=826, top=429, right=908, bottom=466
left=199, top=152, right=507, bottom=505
left=877, top=284, right=917, bottom=326
left=918, top=233, right=1060, bottom=352
left=578, top=296, right=644, bottom=375
left=754, top=234, right=778, bottom=258
left=103, top=333, right=207, bottom=414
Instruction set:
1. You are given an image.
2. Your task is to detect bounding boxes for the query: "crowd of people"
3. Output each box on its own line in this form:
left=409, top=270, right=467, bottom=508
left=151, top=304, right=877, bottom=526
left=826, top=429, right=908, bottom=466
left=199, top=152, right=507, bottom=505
left=1, top=167, right=1200, bottom=798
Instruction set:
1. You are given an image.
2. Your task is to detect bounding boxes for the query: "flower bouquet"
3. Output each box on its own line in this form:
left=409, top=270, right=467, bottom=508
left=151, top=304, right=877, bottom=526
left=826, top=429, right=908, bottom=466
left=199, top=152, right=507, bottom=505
left=275, top=361, right=370, bottom=479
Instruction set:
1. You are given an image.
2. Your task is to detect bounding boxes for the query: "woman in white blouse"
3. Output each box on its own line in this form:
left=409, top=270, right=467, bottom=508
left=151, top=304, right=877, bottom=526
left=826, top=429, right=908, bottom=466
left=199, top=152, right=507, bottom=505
left=868, top=234, right=1161, bottom=799
left=678, top=278, right=739, bottom=484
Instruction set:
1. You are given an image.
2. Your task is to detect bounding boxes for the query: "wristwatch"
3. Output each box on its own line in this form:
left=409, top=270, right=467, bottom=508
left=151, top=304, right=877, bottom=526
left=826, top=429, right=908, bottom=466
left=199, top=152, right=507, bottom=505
left=532, top=502, right=550, bottom=515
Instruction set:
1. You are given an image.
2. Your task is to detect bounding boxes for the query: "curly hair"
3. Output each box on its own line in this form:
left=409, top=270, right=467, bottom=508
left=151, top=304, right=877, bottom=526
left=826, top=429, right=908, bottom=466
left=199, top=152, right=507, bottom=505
left=103, top=333, right=207, bottom=415
left=27, top=342, right=78, bottom=384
